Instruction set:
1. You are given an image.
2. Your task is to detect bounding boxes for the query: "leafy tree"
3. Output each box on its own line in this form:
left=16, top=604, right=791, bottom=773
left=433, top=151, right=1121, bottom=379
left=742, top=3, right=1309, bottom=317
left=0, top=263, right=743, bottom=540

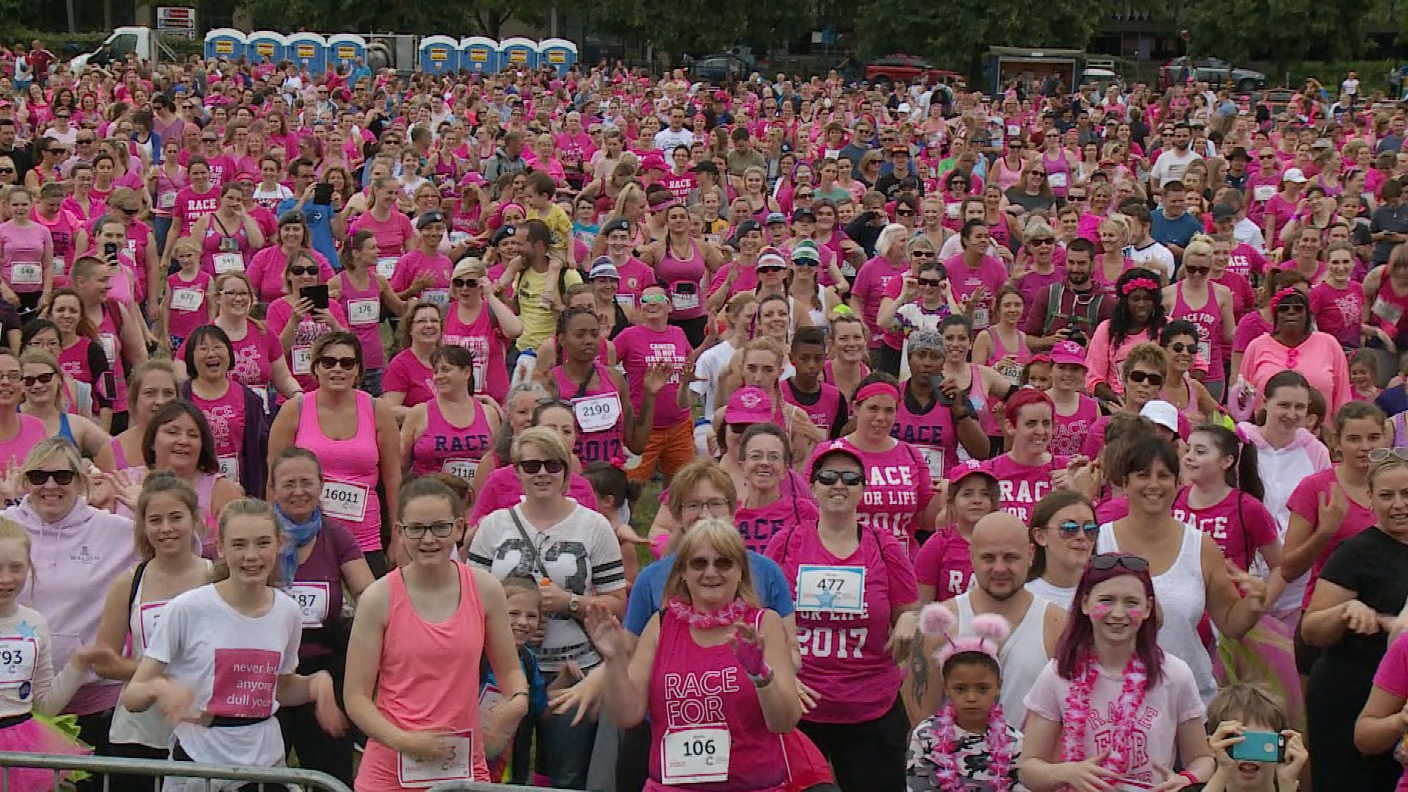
left=579, top=0, right=815, bottom=59
left=1181, top=0, right=1384, bottom=67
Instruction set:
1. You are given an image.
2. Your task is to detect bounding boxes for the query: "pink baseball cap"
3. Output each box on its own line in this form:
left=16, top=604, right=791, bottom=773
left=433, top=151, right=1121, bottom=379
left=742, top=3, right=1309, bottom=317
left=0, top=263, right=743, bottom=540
left=1049, top=340, right=1088, bottom=368
left=725, top=387, right=773, bottom=425
left=947, top=459, right=997, bottom=486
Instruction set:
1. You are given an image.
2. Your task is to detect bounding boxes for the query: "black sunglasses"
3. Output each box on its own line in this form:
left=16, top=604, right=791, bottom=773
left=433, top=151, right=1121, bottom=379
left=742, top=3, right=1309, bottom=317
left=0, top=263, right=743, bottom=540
left=1166, top=342, right=1195, bottom=354
left=26, top=469, right=76, bottom=485
left=1127, top=370, right=1164, bottom=386
left=452, top=278, right=478, bottom=289
left=21, top=372, right=55, bottom=386
left=1049, top=520, right=1099, bottom=539
left=687, top=556, right=737, bottom=572
left=316, top=355, right=358, bottom=370
left=813, top=469, right=863, bottom=486
left=290, top=266, right=318, bottom=276
left=917, top=278, right=945, bottom=288
left=517, top=459, right=566, bottom=474
left=1089, top=554, right=1150, bottom=573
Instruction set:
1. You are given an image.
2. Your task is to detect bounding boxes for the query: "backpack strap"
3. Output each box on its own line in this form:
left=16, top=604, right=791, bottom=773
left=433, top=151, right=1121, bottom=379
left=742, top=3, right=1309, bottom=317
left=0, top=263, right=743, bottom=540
left=1043, top=281, right=1065, bottom=336
left=127, top=559, right=150, bottom=615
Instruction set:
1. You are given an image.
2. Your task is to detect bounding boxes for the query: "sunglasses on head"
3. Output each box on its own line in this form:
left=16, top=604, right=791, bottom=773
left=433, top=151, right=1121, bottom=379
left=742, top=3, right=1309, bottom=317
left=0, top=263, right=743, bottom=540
left=1127, top=370, right=1164, bottom=386
left=26, top=469, right=75, bottom=486
left=1088, top=553, right=1150, bottom=573
left=316, top=355, right=358, bottom=370
left=813, top=469, right=863, bottom=486
left=1049, top=520, right=1099, bottom=539
left=687, top=555, right=737, bottom=572
left=1370, top=448, right=1408, bottom=463
left=290, top=266, right=318, bottom=277
left=517, top=458, right=566, bottom=474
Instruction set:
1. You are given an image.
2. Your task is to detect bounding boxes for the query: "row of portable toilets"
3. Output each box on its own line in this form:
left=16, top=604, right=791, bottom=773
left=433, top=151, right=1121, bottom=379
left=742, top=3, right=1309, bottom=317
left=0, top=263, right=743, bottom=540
left=202, top=31, right=579, bottom=77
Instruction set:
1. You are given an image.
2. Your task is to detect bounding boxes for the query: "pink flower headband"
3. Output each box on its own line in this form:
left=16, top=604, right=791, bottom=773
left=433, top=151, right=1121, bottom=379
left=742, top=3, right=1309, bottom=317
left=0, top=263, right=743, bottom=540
left=1271, top=286, right=1306, bottom=312
left=919, top=604, right=1011, bottom=670
left=1120, top=277, right=1158, bottom=296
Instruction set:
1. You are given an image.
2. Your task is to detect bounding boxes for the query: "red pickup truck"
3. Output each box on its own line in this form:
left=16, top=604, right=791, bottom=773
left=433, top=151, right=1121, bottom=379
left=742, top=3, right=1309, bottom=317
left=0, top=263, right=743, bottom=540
left=865, top=55, right=965, bottom=88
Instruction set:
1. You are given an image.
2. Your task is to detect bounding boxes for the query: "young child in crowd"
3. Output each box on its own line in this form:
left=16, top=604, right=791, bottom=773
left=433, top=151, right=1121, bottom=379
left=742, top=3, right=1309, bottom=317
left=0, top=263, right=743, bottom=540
left=1205, top=683, right=1308, bottom=792
left=583, top=460, right=647, bottom=584
left=907, top=604, right=1021, bottom=791
left=1350, top=349, right=1382, bottom=403
left=479, top=576, right=548, bottom=785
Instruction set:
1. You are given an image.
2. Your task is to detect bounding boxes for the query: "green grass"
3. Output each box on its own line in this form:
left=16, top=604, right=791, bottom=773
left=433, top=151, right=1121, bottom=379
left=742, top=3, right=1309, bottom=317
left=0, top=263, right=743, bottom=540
left=633, top=479, right=665, bottom=568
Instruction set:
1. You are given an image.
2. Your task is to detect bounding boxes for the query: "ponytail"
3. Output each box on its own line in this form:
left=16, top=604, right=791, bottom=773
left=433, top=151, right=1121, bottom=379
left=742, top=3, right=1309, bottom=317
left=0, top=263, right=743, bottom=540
left=1193, top=423, right=1265, bottom=501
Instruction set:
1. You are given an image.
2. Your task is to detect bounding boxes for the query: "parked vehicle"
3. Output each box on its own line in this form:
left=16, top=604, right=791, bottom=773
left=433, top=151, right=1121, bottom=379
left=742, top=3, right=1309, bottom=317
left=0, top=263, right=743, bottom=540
left=865, top=54, right=962, bottom=88
left=687, top=53, right=751, bottom=84
left=1160, top=56, right=1266, bottom=92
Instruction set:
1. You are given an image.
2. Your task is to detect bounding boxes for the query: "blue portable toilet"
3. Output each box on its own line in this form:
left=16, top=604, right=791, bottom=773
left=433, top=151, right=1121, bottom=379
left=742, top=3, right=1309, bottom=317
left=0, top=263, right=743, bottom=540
left=246, top=31, right=287, bottom=68
left=419, top=35, right=460, bottom=75
left=461, top=36, right=498, bottom=74
left=286, top=32, right=328, bottom=74
left=499, top=37, right=538, bottom=72
left=539, top=38, right=577, bottom=78
left=327, top=34, right=366, bottom=73
left=204, top=29, right=247, bottom=62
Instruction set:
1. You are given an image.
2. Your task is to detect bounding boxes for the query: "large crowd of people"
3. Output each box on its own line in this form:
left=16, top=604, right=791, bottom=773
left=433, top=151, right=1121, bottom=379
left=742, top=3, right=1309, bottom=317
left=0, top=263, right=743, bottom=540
left=0, top=37, right=1403, bottom=792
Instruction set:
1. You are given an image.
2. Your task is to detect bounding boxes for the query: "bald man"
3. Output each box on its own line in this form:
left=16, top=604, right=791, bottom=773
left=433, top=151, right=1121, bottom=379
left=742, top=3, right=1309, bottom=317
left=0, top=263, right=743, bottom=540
left=901, top=511, right=1067, bottom=727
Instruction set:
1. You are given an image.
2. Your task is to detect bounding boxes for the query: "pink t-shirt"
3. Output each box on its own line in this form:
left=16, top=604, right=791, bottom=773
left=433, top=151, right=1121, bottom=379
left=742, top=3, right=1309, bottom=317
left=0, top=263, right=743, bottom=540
left=813, top=438, right=934, bottom=556
left=389, top=249, right=453, bottom=306
left=1239, top=331, right=1352, bottom=416
left=1023, top=654, right=1206, bottom=789
left=244, top=246, right=334, bottom=303
left=1052, top=395, right=1101, bottom=457
left=172, top=185, right=220, bottom=236
left=383, top=349, right=436, bottom=409
left=1370, top=633, right=1408, bottom=792
left=264, top=297, right=350, bottom=391
left=189, top=381, right=246, bottom=465
left=1171, top=487, right=1279, bottom=572
left=913, top=525, right=974, bottom=601
left=613, top=324, right=691, bottom=429
left=764, top=516, right=919, bottom=724
left=945, top=254, right=1009, bottom=329
left=851, top=255, right=908, bottom=347
left=1309, top=280, right=1365, bottom=348
left=736, top=495, right=819, bottom=556
left=987, top=453, right=1072, bottom=524
left=1286, top=467, right=1377, bottom=608
left=351, top=210, right=416, bottom=260
left=1227, top=243, right=1271, bottom=280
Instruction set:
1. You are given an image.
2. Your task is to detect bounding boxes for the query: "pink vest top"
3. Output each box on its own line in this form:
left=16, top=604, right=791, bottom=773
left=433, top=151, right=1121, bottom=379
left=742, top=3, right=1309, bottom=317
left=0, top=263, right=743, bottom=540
left=552, top=362, right=625, bottom=464
left=443, top=303, right=509, bottom=404
left=1170, top=282, right=1228, bottom=382
left=781, top=379, right=842, bottom=440
left=410, top=398, right=494, bottom=479
left=357, top=563, right=489, bottom=789
left=294, top=389, right=382, bottom=551
left=1051, top=395, right=1102, bottom=457
left=891, top=383, right=958, bottom=482
left=0, top=415, right=47, bottom=467
left=647, top=608, right=786, bottom=791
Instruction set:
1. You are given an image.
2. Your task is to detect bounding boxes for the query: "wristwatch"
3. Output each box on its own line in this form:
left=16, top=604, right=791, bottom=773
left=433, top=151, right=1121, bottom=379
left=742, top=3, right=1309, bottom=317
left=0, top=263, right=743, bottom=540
left=568, top=595, right=581, bottom=614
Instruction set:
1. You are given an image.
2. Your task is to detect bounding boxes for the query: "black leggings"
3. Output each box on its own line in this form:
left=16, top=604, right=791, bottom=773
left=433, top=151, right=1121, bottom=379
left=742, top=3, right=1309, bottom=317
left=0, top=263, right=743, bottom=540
left=75, top=709, right=116, bottom=792
left=797, top=696, right=909, bottom=792
left=277, top=652, right=354, bottom=785
left=103, top=743, right=168, bottom=792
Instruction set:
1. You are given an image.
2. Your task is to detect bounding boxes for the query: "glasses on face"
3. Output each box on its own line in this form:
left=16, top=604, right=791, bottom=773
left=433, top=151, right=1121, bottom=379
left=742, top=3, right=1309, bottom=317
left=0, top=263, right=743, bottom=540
left=1049, top=520, right=1100, bottom=539
left=25, top=469, right=75, bottom=486
left=400, top=520, right=456, bottom=539
left=1089, top=553, right=1150, bottom=573
left=896, top=209, right=915, bottom=217
left=517, top=458, right=566, bottom=475
left=813, top=469, right=863, bottom=487
left=1184, top=265, right=1210, bottom=276
left=917, top=278, right=945, bottom=289
left=687, top=555, right=737, bottom=572
left=640, top=294, right=670, bottom=306
left=758, top=266, right=786, bottom=275
left=0, top=371, right=20, bottom=382
left=21, top=372, right=54, bottom=386
left=682, top=497, right=730, bottom=513
left=796, top=192, right=814, bottom=199
left=220, top=290, right=251, bottom=299
left=1260, top=155, right=1277, bottom=161
left=1126, top=370, right=1165, bottom=386
left=1068, top=194, right=1087, bottom=201
left=452, top=278, right=478, bottom=289
left=202, top=137, right=217, bottom=143
left=1030, top=238, right=1056, bottom=247
left=77, top=138, right=94, bottom=144
left=1166, top=342, right=1197, bottom=354
left=316, top=355, right=358, bottom=371
left=1032, top=171, right=1047, bottom=177
left=289, top=266, right=318, bottom=277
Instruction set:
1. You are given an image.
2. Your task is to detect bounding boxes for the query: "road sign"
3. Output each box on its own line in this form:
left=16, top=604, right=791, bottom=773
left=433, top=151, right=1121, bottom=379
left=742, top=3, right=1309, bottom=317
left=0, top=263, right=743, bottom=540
left=157, top=7, right=196, bottom=38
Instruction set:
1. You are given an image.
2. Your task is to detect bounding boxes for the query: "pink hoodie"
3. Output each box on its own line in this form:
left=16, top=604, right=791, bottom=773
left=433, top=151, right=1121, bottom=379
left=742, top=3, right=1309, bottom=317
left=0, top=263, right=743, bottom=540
left=9, top=497, right=140, bottom=716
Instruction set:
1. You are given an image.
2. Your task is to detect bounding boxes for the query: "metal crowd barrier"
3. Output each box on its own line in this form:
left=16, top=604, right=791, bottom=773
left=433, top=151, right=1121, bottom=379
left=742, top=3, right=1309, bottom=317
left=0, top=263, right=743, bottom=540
left=427, top=784, right=567, bottom=792
left=0, top=751, right=354, bottom=792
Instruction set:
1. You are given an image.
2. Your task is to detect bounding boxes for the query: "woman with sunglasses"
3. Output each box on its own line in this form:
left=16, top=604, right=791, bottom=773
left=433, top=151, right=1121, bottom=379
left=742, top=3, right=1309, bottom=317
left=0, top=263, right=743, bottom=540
left=1, top=438, right=139, bottom=761
left=470, top=426, right=626, bottom=789
left=17, top=349, right=113, bottom=469
left=763, top=440, right=915, bottom=791
left=269, top=333, right=401, bottom=576
left=265, top=251, right=348, bottom=394
left=1004, top=160, right=1056, bottom=218
left=1025, top=489, right=1099, bottom=611
left=1236, top=286, right=1351, bottom=418
left=786, top=242, right=840, bottom=330
left=1097, top=436, right=1268, bottom=704
left=180, top=324, right=269, bottom=497
left=1019, top=551, right=1214, bottom=791
left=1158, top=321, right=1221, bottom=426
left=246, top=212, right=335, bottom=304
left=1300, top=449, right=1408, bottom=790
left=1162, top=236, right=1234, bottom=401
left=336, top=229, right=407, bottom=397
left=1011, top=221, right=1065, bottom=312
left=0, top=349, right=47, bottom=466
left=443, top=257, right=522, bottom=404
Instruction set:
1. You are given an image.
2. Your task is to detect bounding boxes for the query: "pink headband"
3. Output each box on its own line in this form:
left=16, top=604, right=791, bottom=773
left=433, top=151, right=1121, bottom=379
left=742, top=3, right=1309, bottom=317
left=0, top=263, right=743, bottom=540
left=854, top=382, right=900, bottom=404
left=1120, top=277, right=1158, bottom=296
left=1271, top=287, right=1305, bottom=312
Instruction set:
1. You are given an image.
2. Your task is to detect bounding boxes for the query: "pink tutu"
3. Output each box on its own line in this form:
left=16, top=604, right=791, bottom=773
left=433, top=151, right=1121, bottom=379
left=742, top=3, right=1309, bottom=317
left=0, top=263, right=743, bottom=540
left=0, top=713, right=92, bottom=792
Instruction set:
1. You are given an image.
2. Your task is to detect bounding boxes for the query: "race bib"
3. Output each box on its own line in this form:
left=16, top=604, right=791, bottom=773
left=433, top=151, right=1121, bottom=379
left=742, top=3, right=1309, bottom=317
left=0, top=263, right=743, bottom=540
left=137, top=601, right=168, bottom=646
left=1253, top=185, right=1276, bottom=202
left=614, top=293, right=636, bottom=309
left=1374, top=297, right=1404, bottom=326
left=376, top=257, right=398, bottom=280
left=347, top=299, right=380, bottom=326
left=10, top=263, right=40, bottom=286
left=795, top=564, right=866, bottom=614
left=213, top=252, right=244, bottom=274
left=170, top=288, right=204, bottom=312
left=51, top=256, right=64, bottom=277
left=0, top=637, right=37, bottom=687
left=1006, top=124, right=1021, bottom=137
left=397, top=732, right=472, bottom=788
left=917, top=446, right=945, bottom=483
left=321, top=480, right=369, bottom=522
left=422, top=288, right=451, bottom=306
left=443, top=459, right=476, bottom=480
left=661, top=726, right=731, bottom=786
left=291, top=582, right=331, bottom=628
left=218, top=455, right=239, bottom=482
left=99, top=333, right=117, bottom=364
left=945, top=203, right=961, bottom=218
left=292, top=346, right=313, bottom=375
left=159, top=192, right=177, bottom=209
left=671, top=285, right=699, bottom=311
left=972, top=307, right=990, bottom=329
left=1048, top=171, right=1068, bottom=188
left=574, top=393, right=622, bottom=433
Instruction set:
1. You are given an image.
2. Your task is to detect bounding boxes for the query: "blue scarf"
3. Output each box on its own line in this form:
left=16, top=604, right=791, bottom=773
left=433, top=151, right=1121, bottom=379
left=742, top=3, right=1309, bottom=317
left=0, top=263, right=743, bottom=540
left=275, top=505, right=323, bottom=586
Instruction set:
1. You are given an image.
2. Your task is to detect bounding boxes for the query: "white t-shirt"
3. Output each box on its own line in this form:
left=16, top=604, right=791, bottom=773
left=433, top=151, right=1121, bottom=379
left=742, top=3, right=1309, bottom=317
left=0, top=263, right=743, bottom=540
left=252, top=184, right=293, bottom=208
left=467, top=504, right=627, bottom=673
left=1343, top=78, right=1360, bottom=97
left=654, top=128, right=695, bottom=153
left=1149, top=148, right=1202, bottom=187
left=689, top=338, right=738, bottom=419
left=144, top=585, right=301, bottom=777
left=1130, top=241, right=1175, bottom=282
